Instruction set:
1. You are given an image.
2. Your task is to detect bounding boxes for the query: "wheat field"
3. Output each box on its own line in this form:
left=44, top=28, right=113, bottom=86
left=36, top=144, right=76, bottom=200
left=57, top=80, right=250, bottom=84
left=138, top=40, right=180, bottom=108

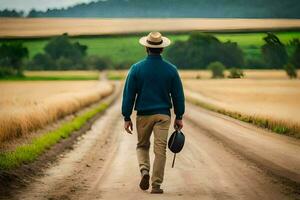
left=0, top=81, right=113, bottom=142
left=25, top=70, right=100, bottom=78
left=1, top=18, right=300, bottom=37
left=108, top=69, right=300, bottom=80
left=184, top=79, right=300, bottom=125
left=179, top=70, right=300, bottom=79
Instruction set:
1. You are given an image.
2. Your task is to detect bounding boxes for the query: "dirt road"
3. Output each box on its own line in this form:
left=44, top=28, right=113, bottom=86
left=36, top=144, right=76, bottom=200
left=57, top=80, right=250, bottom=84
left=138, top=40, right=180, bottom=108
left=9, top=95, right=300, bottom=200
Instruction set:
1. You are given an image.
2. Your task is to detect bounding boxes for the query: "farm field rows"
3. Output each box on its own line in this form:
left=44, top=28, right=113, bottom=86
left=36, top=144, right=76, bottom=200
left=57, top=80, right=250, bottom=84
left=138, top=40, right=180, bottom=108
left=1, top=18, right=300, bottom=38
left=1, top=31, right=300, bottom=63
left=184, top=79, right=300, bottom=125
left=0, top=80, right=113, bottom=142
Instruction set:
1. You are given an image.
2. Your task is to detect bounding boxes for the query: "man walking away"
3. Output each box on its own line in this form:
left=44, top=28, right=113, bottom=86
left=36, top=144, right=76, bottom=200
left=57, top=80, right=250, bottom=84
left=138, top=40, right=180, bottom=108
left=121, top=32, right=185, bottom=194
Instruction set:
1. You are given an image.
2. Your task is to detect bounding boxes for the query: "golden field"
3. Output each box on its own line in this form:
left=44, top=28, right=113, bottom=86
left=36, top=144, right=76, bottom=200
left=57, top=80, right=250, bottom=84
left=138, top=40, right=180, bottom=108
left=0, top=81, right=113, bottom=142
left=1, top=18, right=300, bottom=37
left=184, top=79, right=300, bottom=125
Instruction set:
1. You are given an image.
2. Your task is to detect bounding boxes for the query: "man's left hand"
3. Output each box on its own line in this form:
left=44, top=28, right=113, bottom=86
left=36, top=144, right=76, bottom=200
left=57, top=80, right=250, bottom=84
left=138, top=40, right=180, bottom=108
left=124, top=120, right=133, bottom=134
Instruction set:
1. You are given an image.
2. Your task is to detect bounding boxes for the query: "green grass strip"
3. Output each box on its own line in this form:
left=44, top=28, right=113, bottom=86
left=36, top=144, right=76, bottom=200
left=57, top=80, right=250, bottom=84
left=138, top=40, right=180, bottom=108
left=0, top=103, right=108, bottom=170
left=187, top=97, right=300, bottom=139
left=106, top=73, right=125, bottom=80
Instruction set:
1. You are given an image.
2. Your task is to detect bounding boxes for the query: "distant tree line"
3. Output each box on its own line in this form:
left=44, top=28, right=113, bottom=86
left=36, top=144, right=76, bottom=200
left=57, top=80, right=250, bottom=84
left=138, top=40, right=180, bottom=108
left=0, top=9, right=24, bottom=17
left=1, top=0, right=300, bottom=18
left=0, top=0, right=298, bottom=18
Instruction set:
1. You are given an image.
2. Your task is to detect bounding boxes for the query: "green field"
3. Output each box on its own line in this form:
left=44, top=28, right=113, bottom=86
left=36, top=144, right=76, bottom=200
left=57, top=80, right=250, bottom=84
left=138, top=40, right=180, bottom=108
left=1, top=31, right=299, bottom=63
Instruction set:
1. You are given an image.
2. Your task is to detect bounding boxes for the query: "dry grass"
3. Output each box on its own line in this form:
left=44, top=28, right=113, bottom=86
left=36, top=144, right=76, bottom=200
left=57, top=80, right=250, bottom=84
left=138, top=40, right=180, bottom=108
left=184, top=79, right=300, bottom=126
left=1, top=18, right=300, bottom=37
left=0, top=81, right=113, bottom=142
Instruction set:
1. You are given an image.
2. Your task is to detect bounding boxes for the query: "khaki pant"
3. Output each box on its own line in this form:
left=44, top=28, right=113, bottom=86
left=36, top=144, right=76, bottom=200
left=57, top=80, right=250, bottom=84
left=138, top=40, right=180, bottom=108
left=136, top=114, right=171, bottom=187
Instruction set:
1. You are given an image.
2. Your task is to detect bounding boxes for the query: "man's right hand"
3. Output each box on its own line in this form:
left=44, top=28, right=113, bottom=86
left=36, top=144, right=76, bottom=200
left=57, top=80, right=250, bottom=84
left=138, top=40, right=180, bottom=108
left=174, top=119, right=183, bottom=131
left=124, top=120, right=133, bottom=134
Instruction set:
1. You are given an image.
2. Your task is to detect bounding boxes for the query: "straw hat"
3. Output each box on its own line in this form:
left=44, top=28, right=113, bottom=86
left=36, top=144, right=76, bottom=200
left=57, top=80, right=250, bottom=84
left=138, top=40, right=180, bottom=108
left=139, top=32, right=171, bottom=48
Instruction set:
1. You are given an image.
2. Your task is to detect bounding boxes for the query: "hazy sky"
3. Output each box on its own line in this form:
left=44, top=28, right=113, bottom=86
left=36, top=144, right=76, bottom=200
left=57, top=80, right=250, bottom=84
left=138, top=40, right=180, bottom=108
left=0, top=0, right=96, bottom=12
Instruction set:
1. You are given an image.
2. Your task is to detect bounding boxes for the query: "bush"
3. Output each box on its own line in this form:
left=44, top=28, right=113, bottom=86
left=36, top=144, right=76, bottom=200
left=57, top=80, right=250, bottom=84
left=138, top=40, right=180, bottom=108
left=207, top=62, right=225, bottom=78
left=114, top=61, right=133, bottom=70
left=0, top=66, right=15, bottom=78
left=85, top=55, right=112, bottom=70
left=284, top=63, right=297, bottom=79
left=228, top=68, right=244, bottom=79
left=29, top=53, right=56, bottom=70
left=56, top=57, right=73, bottom=70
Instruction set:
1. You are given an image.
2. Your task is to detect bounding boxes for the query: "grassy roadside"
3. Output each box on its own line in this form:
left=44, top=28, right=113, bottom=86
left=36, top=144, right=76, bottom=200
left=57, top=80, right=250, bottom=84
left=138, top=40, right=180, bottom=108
left=107, top=72, right=125, bottom=80
left=0, top=102, right=109, bottom=170
left=187, top=97, right=300, bottom=139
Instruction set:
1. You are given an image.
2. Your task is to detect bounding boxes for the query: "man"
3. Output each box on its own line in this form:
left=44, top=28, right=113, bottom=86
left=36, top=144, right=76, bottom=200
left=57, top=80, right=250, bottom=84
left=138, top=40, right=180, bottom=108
left=121, top=32, right=185, bottom=194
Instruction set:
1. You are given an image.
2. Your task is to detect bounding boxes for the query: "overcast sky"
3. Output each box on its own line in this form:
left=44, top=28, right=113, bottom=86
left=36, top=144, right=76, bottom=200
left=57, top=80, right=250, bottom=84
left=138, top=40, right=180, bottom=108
left=0, top=0, right=96, bottom=12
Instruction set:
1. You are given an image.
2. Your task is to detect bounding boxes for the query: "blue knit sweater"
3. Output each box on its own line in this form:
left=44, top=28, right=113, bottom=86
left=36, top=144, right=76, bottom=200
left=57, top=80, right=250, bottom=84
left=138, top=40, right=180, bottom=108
left=121, top=54, right=185, bottom=121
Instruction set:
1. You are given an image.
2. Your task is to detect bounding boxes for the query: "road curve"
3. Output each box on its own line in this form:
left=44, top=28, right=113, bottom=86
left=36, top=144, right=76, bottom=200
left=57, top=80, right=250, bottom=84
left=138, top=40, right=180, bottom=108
left=11, top=96, right=299, bottom=200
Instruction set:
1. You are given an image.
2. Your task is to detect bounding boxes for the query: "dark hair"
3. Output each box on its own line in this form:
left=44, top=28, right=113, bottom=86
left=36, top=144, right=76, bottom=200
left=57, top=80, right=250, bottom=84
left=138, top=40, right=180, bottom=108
left=147, top=47, right=163, bottom=55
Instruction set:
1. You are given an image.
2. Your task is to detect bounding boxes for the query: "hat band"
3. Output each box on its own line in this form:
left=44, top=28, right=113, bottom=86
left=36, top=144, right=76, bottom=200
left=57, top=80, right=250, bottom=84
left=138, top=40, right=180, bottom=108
left=147, top=39, right=163, bottom=45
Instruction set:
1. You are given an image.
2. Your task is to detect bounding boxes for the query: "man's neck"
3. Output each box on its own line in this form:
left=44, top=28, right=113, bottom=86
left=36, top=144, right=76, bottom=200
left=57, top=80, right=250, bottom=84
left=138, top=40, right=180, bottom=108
left=148, top=53, right=161, bottom=56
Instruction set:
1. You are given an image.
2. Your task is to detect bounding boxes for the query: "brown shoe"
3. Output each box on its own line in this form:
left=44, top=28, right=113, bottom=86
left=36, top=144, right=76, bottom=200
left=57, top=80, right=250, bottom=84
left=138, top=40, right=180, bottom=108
left=151, top=186, right=164, bottom=194
left=139, top=170, right=150, bottom=190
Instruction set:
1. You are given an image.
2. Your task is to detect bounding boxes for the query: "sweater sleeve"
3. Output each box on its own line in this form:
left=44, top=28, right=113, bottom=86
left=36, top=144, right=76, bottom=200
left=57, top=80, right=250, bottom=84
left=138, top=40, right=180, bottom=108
left=170, top=70, right=185, bottom=120
left=122, top=66, right=137, bottom=121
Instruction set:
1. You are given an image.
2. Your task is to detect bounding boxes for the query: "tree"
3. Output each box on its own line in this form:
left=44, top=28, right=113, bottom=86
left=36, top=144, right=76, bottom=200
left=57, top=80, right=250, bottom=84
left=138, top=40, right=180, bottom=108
left=30, top=33, right=88, bottom=70
left=290, top=39, right=300, bottom=69
left=0, top=43, right=28, bottom=76
left=219, top=40, right=244, bottom=67
left=284, top=63, right=297, bottom=79
left=207, top=61, right=225, bottom=78
left=44, top=33, right=87, bottom=62
left=261, top=33, right=288, bottom=69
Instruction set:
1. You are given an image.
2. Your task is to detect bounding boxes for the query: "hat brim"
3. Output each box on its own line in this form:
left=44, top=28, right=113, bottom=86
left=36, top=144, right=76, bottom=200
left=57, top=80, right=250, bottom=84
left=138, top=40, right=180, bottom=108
left=139, top=36, right=171, bottom=48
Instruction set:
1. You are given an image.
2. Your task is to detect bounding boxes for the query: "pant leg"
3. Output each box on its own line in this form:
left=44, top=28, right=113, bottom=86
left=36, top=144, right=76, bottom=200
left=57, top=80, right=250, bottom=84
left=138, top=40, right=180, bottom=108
left=136, top=115, right=155, bottom=172
left=151, top=114, right=171, bottom=187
